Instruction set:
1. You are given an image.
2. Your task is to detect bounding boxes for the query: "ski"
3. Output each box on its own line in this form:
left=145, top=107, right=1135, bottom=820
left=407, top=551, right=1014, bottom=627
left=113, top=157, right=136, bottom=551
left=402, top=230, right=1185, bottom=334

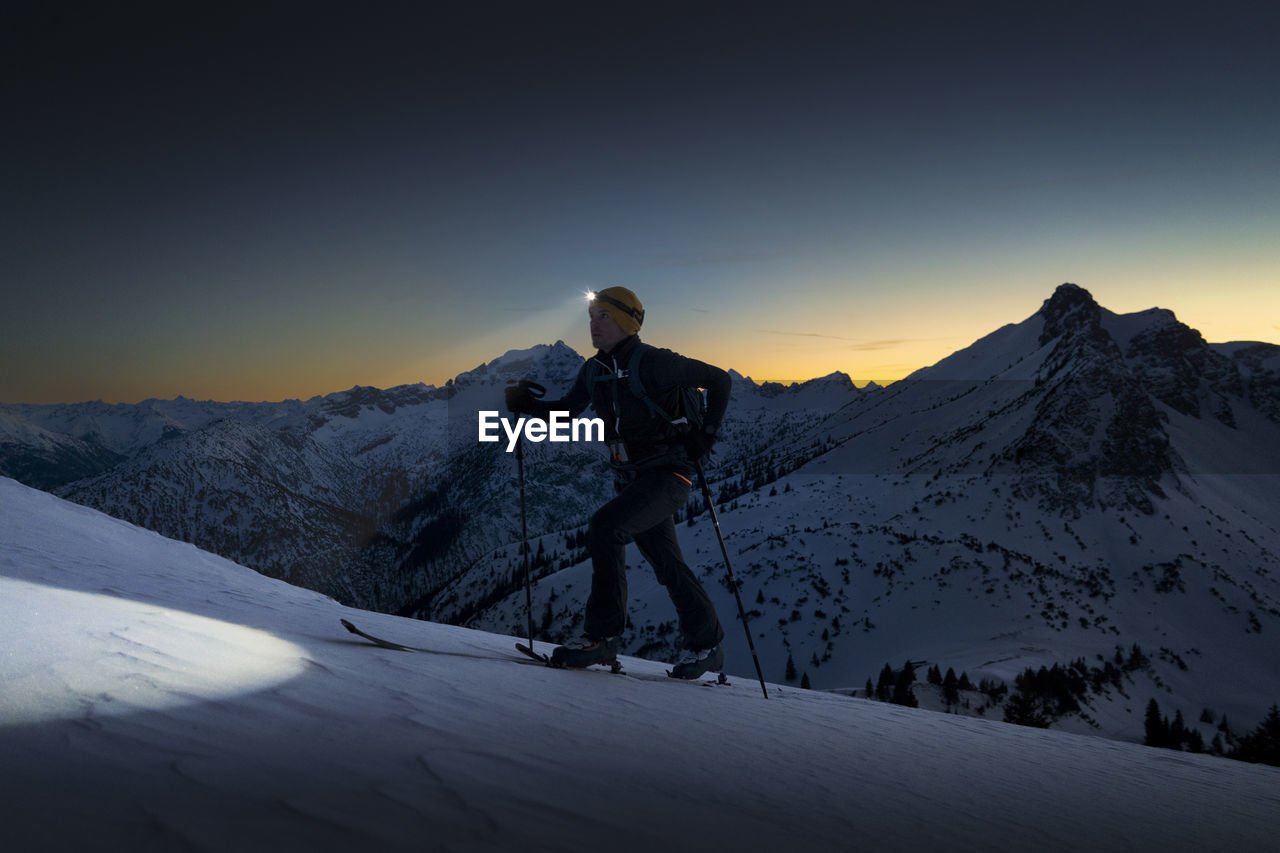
left=341, top=619, right=541, bottom=665
left=514, top=642, right=550, bottom=663
left=539, top=655, right=728, bottom=686
left=667, top=669, right=732, bottom=686
left=345, top=620, right=730, bottom=685
left=517, top=642, right=620, bottom=672
left=341, top=618, right=418, bottom=651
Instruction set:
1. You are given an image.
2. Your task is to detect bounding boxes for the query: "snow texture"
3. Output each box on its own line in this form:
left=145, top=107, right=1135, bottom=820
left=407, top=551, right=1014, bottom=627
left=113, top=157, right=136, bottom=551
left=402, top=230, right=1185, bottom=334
left=2, top=476, right=1277, bottom=852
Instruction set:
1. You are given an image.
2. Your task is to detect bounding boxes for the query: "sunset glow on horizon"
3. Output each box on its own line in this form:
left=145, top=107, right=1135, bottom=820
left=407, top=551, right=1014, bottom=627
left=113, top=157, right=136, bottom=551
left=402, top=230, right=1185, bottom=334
left=4, top=3, right=1276, bottom=405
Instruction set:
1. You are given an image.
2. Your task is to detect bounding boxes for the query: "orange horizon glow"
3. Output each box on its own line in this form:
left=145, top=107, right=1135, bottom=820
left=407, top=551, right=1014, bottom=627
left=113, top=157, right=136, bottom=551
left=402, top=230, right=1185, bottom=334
left=9, top=292, right=1276, bottom=407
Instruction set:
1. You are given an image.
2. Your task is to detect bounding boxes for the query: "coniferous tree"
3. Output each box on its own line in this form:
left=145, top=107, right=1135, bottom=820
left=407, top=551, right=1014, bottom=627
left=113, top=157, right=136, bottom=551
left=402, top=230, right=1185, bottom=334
left=1004, top=691, right=1050, bottom=728
left=1185, top=729, right=1205, bottom=754
left=943, top=668, right=960, bottom=707
left=1170, top=710, right=1188, bottom=747
left=1230, top=704, right=1280, bottom=767
left=1145, top=699, right=1169, bottom=748
left=876, top=663, right=895, bottom=702
left=785, top=654, right=798, bottom=682
left=892, top=661, right=918, bottom=708
left=800, top=672, right=811, bottom=689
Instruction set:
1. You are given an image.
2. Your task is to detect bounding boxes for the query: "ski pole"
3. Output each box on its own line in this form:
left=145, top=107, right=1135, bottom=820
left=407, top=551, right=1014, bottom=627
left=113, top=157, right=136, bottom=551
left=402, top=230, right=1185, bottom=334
left=516, top=434, right=535, bottom=653
left=509, top=380, right=546, bottom=657
left=695, top=458, right=768, bottom=699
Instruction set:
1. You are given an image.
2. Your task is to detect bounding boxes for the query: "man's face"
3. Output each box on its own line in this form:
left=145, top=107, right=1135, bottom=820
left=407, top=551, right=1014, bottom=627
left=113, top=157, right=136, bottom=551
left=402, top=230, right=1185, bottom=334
left=589, top=304, right=629, bottom=352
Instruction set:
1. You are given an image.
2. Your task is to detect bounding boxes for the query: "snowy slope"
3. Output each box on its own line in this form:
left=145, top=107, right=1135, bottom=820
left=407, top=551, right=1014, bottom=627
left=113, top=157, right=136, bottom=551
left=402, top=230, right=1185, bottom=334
left=3, top=477, right=1278, bottom=853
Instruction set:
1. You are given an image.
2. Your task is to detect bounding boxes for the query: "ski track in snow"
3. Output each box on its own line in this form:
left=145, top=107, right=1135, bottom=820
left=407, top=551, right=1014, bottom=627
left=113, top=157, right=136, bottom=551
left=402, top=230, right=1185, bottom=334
left=2, top=476, right=1279, bottom=852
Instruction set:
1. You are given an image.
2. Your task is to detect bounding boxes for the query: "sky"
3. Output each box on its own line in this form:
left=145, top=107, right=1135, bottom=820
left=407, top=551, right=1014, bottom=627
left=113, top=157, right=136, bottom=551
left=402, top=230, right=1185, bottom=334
left=3, top=1, right=1277, bottom=404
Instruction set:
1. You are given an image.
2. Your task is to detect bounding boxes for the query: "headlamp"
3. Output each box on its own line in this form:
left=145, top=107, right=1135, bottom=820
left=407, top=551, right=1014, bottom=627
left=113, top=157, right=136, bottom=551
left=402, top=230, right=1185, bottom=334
left=588, top=290, right=644, bottom=325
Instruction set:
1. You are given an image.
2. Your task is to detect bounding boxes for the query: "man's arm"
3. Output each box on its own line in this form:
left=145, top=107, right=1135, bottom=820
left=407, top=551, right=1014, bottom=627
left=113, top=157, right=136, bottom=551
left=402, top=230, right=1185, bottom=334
left=508, top=363, right=592, bottom=419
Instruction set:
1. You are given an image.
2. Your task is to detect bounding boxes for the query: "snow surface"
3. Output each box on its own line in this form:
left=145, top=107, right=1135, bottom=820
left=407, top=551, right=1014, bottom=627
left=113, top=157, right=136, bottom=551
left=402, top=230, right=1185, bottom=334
left=2, top=476, right=1278, bottom=852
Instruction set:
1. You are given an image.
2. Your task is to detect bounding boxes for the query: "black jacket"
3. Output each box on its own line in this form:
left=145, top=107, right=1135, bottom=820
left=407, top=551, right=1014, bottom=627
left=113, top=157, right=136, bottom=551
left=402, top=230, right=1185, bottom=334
left=533, top=335, right=730, bottom=479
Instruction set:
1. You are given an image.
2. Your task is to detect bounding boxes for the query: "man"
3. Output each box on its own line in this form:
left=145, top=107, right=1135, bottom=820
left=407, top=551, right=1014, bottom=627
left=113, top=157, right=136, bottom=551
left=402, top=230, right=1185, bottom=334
left=505, top=286, right=730, bottom=679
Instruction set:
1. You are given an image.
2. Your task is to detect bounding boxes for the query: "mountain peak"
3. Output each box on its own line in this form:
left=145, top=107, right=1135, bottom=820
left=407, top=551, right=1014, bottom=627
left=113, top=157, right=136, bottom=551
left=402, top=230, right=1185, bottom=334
left=1038, top=283, right=1102, bottom=346
left=451, top=342, right=586, bottom=387
left=800, top=371, right=856, bottom=391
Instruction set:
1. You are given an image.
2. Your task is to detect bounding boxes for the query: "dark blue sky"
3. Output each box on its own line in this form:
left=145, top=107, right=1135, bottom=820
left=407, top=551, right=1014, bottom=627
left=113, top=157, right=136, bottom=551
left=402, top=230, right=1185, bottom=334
left=4, top=1, right=1277, bottom=402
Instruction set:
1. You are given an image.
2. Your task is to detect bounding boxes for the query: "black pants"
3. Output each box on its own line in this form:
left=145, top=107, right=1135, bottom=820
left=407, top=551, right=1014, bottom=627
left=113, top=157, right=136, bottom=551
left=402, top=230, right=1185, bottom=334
left=584, top=469, right=725, bottom=650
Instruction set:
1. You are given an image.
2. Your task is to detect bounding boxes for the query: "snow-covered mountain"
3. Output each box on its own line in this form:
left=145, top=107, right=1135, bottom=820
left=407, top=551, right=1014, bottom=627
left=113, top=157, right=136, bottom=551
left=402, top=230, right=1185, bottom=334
left=2, top=476, right=1277, bottom=852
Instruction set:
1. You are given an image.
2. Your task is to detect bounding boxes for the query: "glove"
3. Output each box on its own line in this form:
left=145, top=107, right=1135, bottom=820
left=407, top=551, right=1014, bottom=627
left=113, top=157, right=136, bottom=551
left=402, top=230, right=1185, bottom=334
left=505, top=380, right=546, bottom=415
left=686, top=424, right=717, bottom=461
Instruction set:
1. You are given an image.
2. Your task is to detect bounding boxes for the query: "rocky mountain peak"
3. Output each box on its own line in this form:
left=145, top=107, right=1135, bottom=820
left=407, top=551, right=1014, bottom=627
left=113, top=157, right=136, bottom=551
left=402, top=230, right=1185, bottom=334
left=1120, top=314, right=1242, bottom=425
left=973, top=284, right=1184, bottom=513
left=1037, top=283, right=1104, bottom=347
left=451, top=341, right=585, bottom=388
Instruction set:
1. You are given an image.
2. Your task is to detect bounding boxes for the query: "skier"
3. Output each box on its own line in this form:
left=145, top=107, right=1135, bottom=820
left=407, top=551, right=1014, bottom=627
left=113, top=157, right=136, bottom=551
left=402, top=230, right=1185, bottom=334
left=505, top=286, right=730, bottom=679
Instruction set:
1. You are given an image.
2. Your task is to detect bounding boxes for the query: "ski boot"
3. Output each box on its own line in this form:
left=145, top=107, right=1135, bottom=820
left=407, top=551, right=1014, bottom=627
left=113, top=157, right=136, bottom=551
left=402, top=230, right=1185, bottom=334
left=550, top=636, right=620, bottom=669
left=668, top=643, right=724, bottom=680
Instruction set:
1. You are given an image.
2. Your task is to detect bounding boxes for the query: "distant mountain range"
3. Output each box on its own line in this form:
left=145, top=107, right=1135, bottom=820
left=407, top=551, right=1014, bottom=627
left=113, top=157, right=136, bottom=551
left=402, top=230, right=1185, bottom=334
left=3, top=283, right=1278, bottom=744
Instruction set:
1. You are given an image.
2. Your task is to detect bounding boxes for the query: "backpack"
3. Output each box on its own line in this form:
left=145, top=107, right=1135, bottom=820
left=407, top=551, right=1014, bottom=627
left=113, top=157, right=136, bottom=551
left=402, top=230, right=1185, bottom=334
left=585, top=342, right=710, bottom=460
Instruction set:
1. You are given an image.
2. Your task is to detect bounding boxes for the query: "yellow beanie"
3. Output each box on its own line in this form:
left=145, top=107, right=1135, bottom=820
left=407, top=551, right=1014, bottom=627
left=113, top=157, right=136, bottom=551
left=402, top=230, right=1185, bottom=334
left=591, top=286, right=644, bottom=336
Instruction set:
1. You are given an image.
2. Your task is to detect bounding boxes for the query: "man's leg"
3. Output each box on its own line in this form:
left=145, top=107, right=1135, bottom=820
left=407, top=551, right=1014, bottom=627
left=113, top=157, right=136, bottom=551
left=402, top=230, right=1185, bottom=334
left=583, top=471, right=689, bottom=639
left=634, top=516, right=725, bottom=651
